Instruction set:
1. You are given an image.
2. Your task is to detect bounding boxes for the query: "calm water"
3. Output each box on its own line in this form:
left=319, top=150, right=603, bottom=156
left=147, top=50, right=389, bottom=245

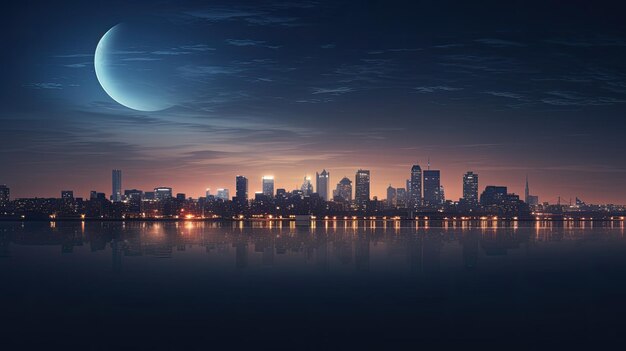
left=1, top=220, right=626, bottom=349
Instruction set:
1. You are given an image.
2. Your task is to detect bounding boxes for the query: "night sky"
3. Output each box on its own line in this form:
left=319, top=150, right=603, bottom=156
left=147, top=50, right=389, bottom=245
left=2, top=0, right=626, bottom=203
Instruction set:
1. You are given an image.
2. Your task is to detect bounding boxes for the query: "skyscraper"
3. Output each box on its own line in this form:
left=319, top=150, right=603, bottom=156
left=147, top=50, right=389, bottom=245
left=235, top=175, right=248, bottom=204
left=216, top=188, right=230, bottom=201
left=316, top=170, right=330, bottom=200
left=423, top=169, right=441, bottom=207
left=112, top=169, right=122, bottom=202
left=0, top=185, right=9, bottom=205
left=525, top=175, right=529, bottom=204
left=334, top=177, right=352, bottom=202
left=154, top=187, right=173, bottom=200
left=409, top=164, right=422, bottom=209
left=301, top=176, right=313, bottom=196
left=386, top=185, right=397, bottom=207
left=463, top=172, right=479, bottom=205
left=355, top=169, right=370, bottom=209
left=525, top=176, right=539, bottom=206
left=262, top=176, right=274, bottom=197
left=396, top=188, right=407, bottom=207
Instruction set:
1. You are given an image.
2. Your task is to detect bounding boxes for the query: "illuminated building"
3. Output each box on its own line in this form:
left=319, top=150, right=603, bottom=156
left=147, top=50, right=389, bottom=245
left=386, top=185, right=397, bottom=207
left=61, top=191, right=74, bottom=200
left=262, top=176, right=274, bottom=197
left=354, top=169, right=370, bottom=209
left=154, top=187, right=173, bottom=200
left=423, top=169, right=441, bottom=207
left=316, top=170, right=330, bottom=200
left=409, top=164, right=422, bottom=209
left=0, top=185, right=10, bottom=205
left=216, top=188, right=229, bottom=201
left=396, top=188, right=407, bottom=207
left=463, top=172, right=479, bottom=205
left=301, top=176, right=313, bottom=196
left=235, top=175, right=248, bottom=204
left=112, top=169, right=122, bottom=202
left=334, top=177, right=352, bottom=202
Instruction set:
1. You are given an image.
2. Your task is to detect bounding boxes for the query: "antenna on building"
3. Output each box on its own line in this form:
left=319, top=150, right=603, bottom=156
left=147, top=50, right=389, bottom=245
left=427, top=157, right=430, bottom=170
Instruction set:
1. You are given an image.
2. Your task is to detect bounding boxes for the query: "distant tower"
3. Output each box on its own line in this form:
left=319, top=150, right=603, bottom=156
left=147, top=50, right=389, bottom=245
left=525, top=175, right=530, bottom=204
left=334, top=177, right=352, bottom=202
left=409, top=164, right=422, bottom=209
left=301, top=176, right=314, bottom=196
left=0, top=185, right=10, bottom=205
left=235, top=175, right=248, bottom=204
left=354, top=169, right=370, bottom=209
left=316, top=170, right=330, bottom=201
left=423, top=169, right=441, bottom=207
left=386, top=184, right=397, bottom=207
left=112, top=169, right=122, bottom=202
left=463, top=171, right=479, bottom=205
left=262, top=176, right=275, bottom=197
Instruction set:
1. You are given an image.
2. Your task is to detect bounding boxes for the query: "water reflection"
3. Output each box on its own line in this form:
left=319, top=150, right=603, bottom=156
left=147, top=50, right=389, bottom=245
left=0, top=220, right=623, bottom=275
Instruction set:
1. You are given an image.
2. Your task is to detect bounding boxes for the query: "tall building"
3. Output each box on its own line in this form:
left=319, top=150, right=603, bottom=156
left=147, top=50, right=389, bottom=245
left=480, top=186, right=508, bottom=206
left=334, top=177, right=352, bottom=202
left=235, top=175, right=248, bottom=204
left=0, top=185, right=10, bottom=205
left=216, top=188, right=229, bottom=201
left=409, top=164, right=422, bottom=209
left=262, top=176, right=274, bottom=197
left=205, top=188, right=211, bottom=198
left=354, top=169, right=370, bottom=209
left=386, top=185, right=397, bottom=207
left=463, top=172, right=479, bottom=205
left=154, top=187, right=173, bottom=200
left=525, top=176, right=539, bottom=206
left=423, top=170, right=441, bottom=207
left=396, top=188, right=407, bottom=207
left=316, top=170, right=330, bottom=201
left=112, top=169, right=122, bottom=202
left=61, top=191, right=74, bottom=200
left=301, top=176, right=313, bottom=196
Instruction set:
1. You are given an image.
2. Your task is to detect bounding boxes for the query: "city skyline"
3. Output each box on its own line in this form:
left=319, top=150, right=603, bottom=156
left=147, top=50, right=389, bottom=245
left=0, top=161, right=626, bottom=205
left=3, top=1, right=626, bottom=204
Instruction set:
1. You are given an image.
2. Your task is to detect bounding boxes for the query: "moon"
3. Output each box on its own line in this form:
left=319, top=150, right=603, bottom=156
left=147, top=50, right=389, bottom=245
left=94, top=24, right=173, bottom=112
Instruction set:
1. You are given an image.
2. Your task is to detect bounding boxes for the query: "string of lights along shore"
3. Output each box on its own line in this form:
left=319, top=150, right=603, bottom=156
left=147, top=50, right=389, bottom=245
left=1, top=161, right=624, bottom=221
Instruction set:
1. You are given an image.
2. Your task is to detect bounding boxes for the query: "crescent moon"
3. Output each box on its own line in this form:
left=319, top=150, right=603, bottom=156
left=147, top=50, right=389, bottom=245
left=94, top=24, right=171, bottom=112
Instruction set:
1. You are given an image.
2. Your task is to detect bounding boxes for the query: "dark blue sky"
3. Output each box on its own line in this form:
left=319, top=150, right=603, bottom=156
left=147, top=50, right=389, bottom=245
left=2, top=0, right=626, bottom=202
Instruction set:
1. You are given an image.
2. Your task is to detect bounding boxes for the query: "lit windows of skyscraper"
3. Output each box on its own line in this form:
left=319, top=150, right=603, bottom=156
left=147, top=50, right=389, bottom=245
left=235, top=175, right=248, bottom=204
left=61, top=191, right=74, bottom=200
left=396, top=188, right=407, bottom=207
left=316, top=170, right=329, bottom=201
left=0, top=185, right=10, bottom=205
left=409, top=164, right=422, bottom=209
left=386, top=185, right=397, bottom=208
left=301, top=176, right=313, bottom=196
left=112, top=169, right=122, bottom=202
left=154, top=187, right=173, bottom=200
left=463, top=172, right=479, bottom=205
left=262, top=176, right=274, bottom=197
left=423, top=169, right=441, bottom=207
left=354, top=169, right=370, bottom=209
left=216, top=188, right=229, bottom=201
left=334, top=177, right=352, bottom=202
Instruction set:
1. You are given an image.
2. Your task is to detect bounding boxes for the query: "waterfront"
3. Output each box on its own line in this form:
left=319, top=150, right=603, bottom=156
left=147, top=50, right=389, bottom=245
left=1, top=220, right=626, bottom=349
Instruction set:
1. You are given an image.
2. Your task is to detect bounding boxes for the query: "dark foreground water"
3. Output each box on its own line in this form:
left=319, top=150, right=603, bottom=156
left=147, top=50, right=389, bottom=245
left=1, top=220, right=626, bottom=349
